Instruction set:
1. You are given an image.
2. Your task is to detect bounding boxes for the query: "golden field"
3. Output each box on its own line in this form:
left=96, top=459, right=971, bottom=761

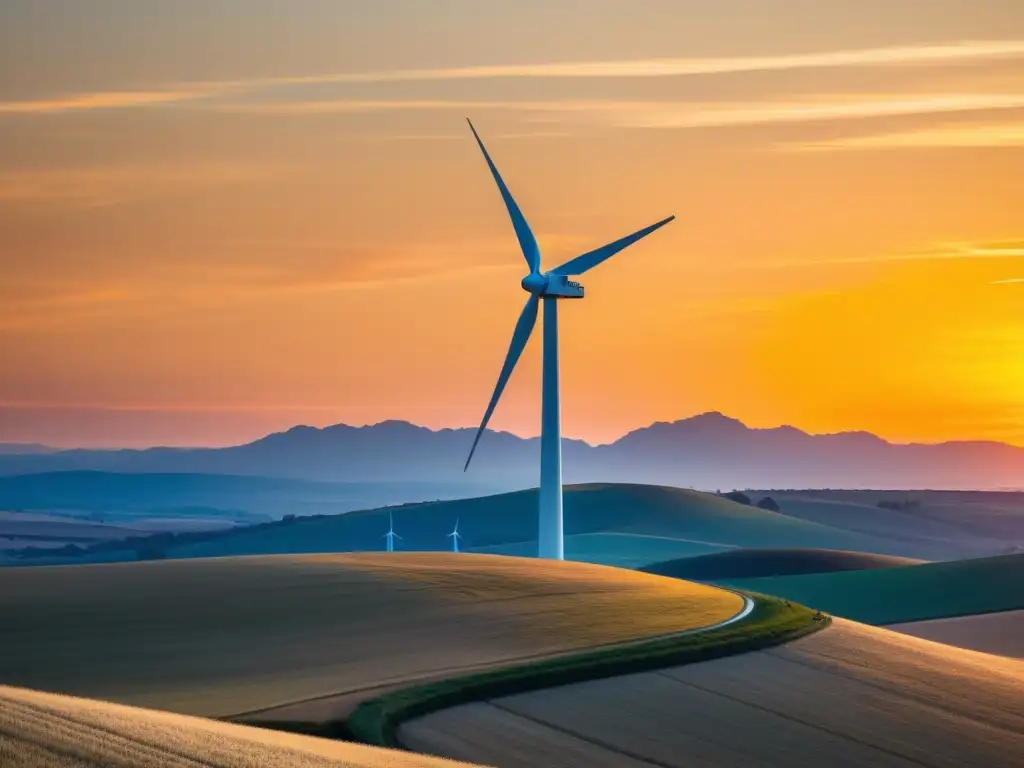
left=890, top=609, right=1024, bottom=659
left=0, top=684, right=480, bottom=768
left=0, top=553, right=741, bottom=719
left=401, top=618, right=1024, bottom=767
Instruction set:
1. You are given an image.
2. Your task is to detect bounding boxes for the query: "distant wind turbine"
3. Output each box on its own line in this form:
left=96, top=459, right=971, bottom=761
left=462, top=118, right=674, bottom=560
left=382, top=511, right=402, bottom=553
left=446, top=518, right=463, bottom=553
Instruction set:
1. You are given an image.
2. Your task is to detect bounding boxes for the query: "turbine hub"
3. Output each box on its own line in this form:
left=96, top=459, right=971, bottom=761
left=521, top=272, right=548, bottom=295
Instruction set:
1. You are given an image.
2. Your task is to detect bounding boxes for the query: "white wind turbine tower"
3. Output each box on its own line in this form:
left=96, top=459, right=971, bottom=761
left=462, top=119, right=675, bottom=560
left=382, top=512, right=402, bottom=553
left=446, top=518, right=463, bottom=553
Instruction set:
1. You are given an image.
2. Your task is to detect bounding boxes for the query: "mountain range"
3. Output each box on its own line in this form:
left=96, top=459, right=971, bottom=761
left=0, top=412, right=1020, bottom=490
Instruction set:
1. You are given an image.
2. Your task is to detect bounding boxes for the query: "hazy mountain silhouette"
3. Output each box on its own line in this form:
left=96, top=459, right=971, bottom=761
left=0, top=443, right=59, bottom=455
left=0, top=412, right=1020, bottom=490
left=0, top=471, right=489, bottom=520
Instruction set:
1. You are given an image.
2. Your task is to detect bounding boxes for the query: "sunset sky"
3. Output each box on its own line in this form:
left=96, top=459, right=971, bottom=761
left=1, top=0, right=1022, bottom=448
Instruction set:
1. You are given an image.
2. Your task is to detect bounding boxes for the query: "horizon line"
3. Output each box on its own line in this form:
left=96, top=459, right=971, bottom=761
left=5, top=410, right=1022, bottom=452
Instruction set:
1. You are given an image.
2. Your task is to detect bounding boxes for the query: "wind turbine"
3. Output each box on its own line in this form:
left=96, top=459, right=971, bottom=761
left=446, top=518, right=463, bottom=553
left=382, top=511, right=402, bottom=553
left=462, top=119, right=675, bottom=560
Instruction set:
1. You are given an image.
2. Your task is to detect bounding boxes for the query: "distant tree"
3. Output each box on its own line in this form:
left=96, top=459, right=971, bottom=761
left=757, top=496, right=781, bottom=512
left=281, top=514, right=297, bottom=525
left=723, top=491, right=752, bottom=506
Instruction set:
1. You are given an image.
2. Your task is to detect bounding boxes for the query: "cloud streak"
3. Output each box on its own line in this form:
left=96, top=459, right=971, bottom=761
left=0, top=87, right=222, bottom=114
left=0, top=163, right=284, bottom=206
left=4, top=40, right=1024, bottom=115
left=291, top=40, right=1024, bottom=83
left=219, top=93, right=1024, bottom=130
left=758, top=240, right=1024, bottom=270
left=792, top=122, right=1024, bottom=150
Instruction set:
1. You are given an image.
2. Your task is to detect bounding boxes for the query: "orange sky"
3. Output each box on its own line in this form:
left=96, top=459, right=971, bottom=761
left=1, top=1, right=1023, bottom=447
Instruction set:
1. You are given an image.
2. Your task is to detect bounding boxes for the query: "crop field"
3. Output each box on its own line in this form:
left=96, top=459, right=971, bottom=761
left=721, top=552, right=1024, bottom=624
left=401, top=618, right=1024, bottom=767
left=0, top=684, right=479, bottom=768
left=0, top=553, right=741, bottom=720
left=890, top=609, right=1024, bottom=658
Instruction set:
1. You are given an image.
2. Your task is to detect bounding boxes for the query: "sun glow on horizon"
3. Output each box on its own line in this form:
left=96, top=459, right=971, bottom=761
left=1, top=2, right=1023, bottom=448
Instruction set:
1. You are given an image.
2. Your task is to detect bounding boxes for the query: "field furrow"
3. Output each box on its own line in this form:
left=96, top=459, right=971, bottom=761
left=401, top=619, right=1024, bottom=768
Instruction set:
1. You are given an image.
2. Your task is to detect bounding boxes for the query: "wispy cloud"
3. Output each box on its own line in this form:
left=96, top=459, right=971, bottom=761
left=792, top=122, right=1024, bottom=151
left=0, top=87, right=223, bottom=114
left=0, top=163, right=284, bottom=206
left=218, top=93, right=1024, bottom=131
left=991, top=277, right=1024, bottom=284
left=759, top=240, right=1024, bottom=270
left=238, top=40, right=1024, bottom=84
left=4, top=40, right=1024, bottom=115
left=616, top=94, right=1024, bottom=129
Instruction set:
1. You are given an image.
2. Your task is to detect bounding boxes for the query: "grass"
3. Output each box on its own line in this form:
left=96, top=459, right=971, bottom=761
left=0, top=552, right=740, bottom=717
left=641, top=547, right=924, bottom=581
left=721, top=552, right=1024, bottom=624
left=345, top=592, right=825, bottom=748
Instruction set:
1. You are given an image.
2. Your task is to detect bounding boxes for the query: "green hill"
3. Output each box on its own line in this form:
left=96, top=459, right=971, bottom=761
left=721, top=553, right=1024, bottom=624
left=755, top=491, right=1024, bottom=559
left=473, top=532, right=732, bottom=568
left=2, top=483, right=917, bottom=568
left=641, top=548, right=924, bottom=581
left=152, top=483, right=895, bottom=566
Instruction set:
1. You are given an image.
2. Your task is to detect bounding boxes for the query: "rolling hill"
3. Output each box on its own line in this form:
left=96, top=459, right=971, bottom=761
left=5, top=483, right=944, bottom=567
left=401, top=618, right=1024, bottom=767
left=0, top=684, right=482, bottom=768
left=719, top=553, right=1024, bottom=624
left=889, top=610, right=1024, bottom=659
left=0, top=470, right=493, bottom=523
left=0, top=552, right=741, bottom=719
left=640, top=548, right=924, bottom=581
left=750, top=490, right=1024, bottom=558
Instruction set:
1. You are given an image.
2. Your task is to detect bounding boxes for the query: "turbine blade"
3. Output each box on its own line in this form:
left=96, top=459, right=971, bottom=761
left=467, top=119, right=541, bottom=273
left=551, top=215, right=675, bottom=276
left=464, top=294, right=540, bottom=471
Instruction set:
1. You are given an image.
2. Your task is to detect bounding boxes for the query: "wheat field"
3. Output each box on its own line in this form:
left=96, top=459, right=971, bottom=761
left=890, top=609, right=1024, bottom=658
left=0, top=684, right=481, bottom=768
left=401, top=618, right=1024, bottom=767
left=0, top=553, right=741, bottom=720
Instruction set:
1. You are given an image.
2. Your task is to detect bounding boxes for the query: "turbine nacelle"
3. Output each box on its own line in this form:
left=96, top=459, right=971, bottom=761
left=521, top=272, right=584, bottom=299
